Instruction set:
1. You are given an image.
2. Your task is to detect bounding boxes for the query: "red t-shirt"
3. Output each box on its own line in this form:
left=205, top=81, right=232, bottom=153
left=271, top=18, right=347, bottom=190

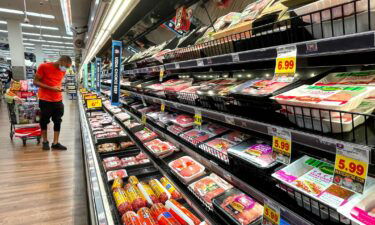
left=36, top=62, right=66, bottom=102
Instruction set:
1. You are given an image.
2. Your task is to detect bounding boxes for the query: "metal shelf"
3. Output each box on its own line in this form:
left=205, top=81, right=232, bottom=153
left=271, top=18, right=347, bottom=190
left=120, top=89, right=373, bottom=157
left=125, top=31, right=375, bottom=74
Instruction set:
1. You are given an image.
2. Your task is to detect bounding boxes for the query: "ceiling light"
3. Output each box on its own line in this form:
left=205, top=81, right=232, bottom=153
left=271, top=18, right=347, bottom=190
left=60, top=0, right=73, bottom=35
left=21, top=23, right=59, bottom=30
left=0, top=21, right=7, bottom=24
left=25, top=47, right=35, bottom=50
left=0, top=7, right=54, bottom=19
left=0, top=30, right=7, bottom=33
left=23, top=43, right=35, bottom=46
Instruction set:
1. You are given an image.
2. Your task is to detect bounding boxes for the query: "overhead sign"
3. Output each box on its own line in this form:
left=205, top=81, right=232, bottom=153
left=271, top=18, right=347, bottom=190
left=96, top=57, right=102, bottom=94
left=111, top=40, right=122, bottom=106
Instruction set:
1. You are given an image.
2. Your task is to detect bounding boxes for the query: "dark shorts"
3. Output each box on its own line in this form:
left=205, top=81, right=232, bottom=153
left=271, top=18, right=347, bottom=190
left=39, top=100, right=64, bottom=132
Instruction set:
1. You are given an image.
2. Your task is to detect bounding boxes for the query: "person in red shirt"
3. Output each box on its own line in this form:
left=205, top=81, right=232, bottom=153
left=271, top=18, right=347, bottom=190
left=33, top=56, right=72, bottom=150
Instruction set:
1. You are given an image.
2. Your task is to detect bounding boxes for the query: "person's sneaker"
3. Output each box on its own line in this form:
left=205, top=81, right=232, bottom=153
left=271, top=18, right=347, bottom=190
left=51, top=143, right=67, bottom=150
left=42, top=141, right=50, bottom=150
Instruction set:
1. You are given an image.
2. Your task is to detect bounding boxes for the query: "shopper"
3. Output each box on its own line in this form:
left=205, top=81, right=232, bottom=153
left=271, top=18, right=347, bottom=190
left=33, top=56, right=72, bottom=150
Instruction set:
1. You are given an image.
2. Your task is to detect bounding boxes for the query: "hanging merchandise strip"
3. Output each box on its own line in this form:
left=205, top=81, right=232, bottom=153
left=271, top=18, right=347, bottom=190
left=110, top=40, right=122, bottom=106
left=333, top=142, right=370, bottom=194
left=274, top=45, right=297, bottom=83
left=268, top=127, right=292, bottom=165
left=96, top=57, right=102, bottom=94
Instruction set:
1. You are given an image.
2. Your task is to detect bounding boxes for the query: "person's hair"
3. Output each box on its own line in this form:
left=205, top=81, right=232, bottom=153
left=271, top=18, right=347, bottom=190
left=58, top=55, right=72, bottom=64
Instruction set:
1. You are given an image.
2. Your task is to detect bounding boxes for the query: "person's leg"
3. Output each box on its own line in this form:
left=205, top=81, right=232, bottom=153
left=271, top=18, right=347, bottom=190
left=39, top=100, right=52, bottom=150
left=51, top=101, right=66, bottom=150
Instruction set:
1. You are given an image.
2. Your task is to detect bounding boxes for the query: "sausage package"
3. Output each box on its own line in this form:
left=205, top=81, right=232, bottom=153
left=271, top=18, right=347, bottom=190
left=124, top=183, right=147, bottom=211
left=165, top=199, right=201, bottom=225
left=160, top=177, right=182, bottom=200
left=150, top=203, right=181, bottom=225
left=113, top=188, right=133, bottom=215
left=122, top=211, right=142, bottom=225
left=149, top=179, right=171, bottom=204
left=137, top=207, right=158, bottom=225
left=138, top=181, right=159, bottom=205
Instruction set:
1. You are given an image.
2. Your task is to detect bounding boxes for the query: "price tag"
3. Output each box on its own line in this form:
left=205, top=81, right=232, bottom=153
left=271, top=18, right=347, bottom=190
left=175, top=63, right=180, bottom=69
left=84, top=93, right=98, bottom=100
left=161, top=103, right=165, bottom=112
left=262, top=199, right=280, bottom=225
left=141, top=113, right=147, bottom=125
left=194, top=110, right=202, bottom=126
left=232, top=53, right=240, bottom=63
left=197, top=59, right=204, bottom=67
left=159, top=68, right=165, bottom=82
left=268, top=127, right=292, bottom=165
left=333, top=143, right=370, bottom=194
left=274, top=45, right=297, bottom=83
left=86, top=98, right=102, bottom=109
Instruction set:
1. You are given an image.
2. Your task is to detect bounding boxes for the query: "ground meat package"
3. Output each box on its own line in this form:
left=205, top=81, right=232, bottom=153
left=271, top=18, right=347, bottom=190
left=145, top=138, right=177, bottom=157
left=97, top=143, right=120, bottom=153
left=170, top=114, right=195, bottom=127
left=103, top=156, right=123, bottom=171
left=169, top=156, right=206, bottom=183
left=135, top=128, right=158, bottom=142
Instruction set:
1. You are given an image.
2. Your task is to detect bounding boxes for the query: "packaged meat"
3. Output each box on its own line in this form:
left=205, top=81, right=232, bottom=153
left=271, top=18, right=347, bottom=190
left=149, top=179, right=171, bottom=204
left=167, top=124, right=193, bottom=135
left=124, top=183, right=147, bottom=211
left=213, top=188, right=263, bottom=225
left=97, top=143, right=120, bottom=153
left=113, top=187, right=133, bottom=215
left=107, top=169, right=128, bottom=181
left=206, top=123, right=229, bottom=135
left=200, top=138, right=234, bottom=162
left=170, top=114, right=195, bottom=127
left=103, top=156, right=120, bottom=163
left=138, top=181, right=159, bottom=205
left=165, top=199, right=201, bottom=225
left=160, top=177, right=182, bottom=200
left=121, top=157, right=137, bottom=167
left=128, top=176, right=139, bottom=185
left=168, top=156, right=206, bottom=183
left=150, top=203, right=182, bottom=225
left=145, top=139, right=176, bottom=157
left=120, top=141, right=135, bottom=149
left=116, top=112, right=131, bottom=121
left=103, top=157, right=123, bottom=171
left=137, top=207, right=158, bottom=225
left=135, top=152, right=148, bottom=161
left=230, top=79, right=289, bottom=96
left=180, top=128, right=214, bottom=146
left=112, top=177, right=124, bottom=190
left=122, top=211, right=142, bottom=225
left=189, top=173, right=233, bottom=208
left=135, top=128, right=158, bottom=142
left=222, top=131, right=250, bottom=144
left=314, top=70, right=375, bottom=86
left=228, top=139, right=277, bottom=168
left=272, top=85, right=375, bottom=118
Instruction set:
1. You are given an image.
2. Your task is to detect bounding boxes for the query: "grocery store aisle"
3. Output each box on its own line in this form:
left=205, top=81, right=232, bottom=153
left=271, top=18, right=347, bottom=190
left=0, top=95, right=88, bottom=225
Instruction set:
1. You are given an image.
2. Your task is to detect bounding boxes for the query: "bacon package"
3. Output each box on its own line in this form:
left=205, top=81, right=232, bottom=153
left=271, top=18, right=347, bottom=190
left=122, top=211, right=142, bottom=225
left=124, top=183, right=147, bottom=211
left=149, top=179, right=171, bottom=204
left=160, top=177, right=182, bottom=200
left=168, top=156, right=206, bottom=183
left=137, top=207, right=158, bottom=225
left=314, top=70, right=375, bottom=86
left=165, top=199, right=201, bottom=225
left=214, top=188, right=263, bottom=225
left=113, top=187, right=133, bottom=215
left=150, top=203, right=182, bottom=225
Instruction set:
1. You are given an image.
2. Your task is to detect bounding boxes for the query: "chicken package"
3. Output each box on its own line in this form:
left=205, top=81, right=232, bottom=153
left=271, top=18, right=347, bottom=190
left=168, top=156, right=206, bottom=183
left=122, top=211, right=142, bottom=225
left=107, top=169, right=128, bottom=181
left=160, top=177, right=182, bottom=200
left=150, top=203, right=182, bottom=225
left=103, top=157, right=123, bottom=171
left=145, top=139, right=176, bottom=157
left=149, top=179, right=171, bottom=204
left=213, top=188, right=263, bottom=225
left=138, top=181, right=159, bottom=205
left=165, top=199, right=201, bottom=225
left=124, top=183, right=147, bottom=211
left=113, top=187, right=133, bottom=215
left=189, top=173, right=233, bottom=208
left=137, top=207, right=158, bottom=225
left=121, top=157, right=137, bottom=167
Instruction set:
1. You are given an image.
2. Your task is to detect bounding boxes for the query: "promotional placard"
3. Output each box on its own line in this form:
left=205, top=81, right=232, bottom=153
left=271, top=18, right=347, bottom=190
left=86, top=98, right=102, bottom=109
left=333, top=143, right=370, bottom=194
left=111, top=40, right=122, bottom=106
left=274, top=45, right=297, bottom=83
left=84, top=93, right=98, bottom=100
left=268, top=127, right=292, bottom=165
left=96, top=57, right=101, bottom=94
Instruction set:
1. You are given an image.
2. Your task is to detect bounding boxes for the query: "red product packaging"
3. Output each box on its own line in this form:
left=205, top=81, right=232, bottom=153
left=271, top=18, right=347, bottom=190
left=165, top=199, right=201, bottom=225
left=113, top=188, right=133, bottom=215
left=160, top=177, right=182, bottom=200
left=122, top=211, right=142, bottom=225
left=124, top=184, right=147, bottom=211
left=149, top=179, right=171, bottom=204
left=150, top=203, right=181, bottom=225
left=137, top=207, right=158, bottom=225
left=137, top=181, right=159, bottom=206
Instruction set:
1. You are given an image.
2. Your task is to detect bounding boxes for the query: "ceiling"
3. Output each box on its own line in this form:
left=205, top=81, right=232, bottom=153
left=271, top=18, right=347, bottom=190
left=0, top=0, right=91, bottom=61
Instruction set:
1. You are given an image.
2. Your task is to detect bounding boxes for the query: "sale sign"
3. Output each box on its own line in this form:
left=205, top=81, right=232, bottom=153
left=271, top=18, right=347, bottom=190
left=268, top=126, right=292, bottom=165
left=194, top=110, right=202, bottom=126
left=333, top=143, right=370, bottom=194
left=274, top=45, right=297, bottom=83
left=87, top=98, right=102, bottom=109
left=262, top=199, right=280, bottom=225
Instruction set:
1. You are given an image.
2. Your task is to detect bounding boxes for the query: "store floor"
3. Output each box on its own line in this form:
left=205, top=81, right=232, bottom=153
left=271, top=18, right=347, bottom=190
left=0, top=94, right=88, bottom=225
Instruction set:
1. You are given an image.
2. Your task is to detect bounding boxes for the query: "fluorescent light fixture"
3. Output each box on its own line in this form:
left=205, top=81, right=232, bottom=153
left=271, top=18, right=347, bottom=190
left=42, top=44, right=74, bottom=49
left=23, top=32, right=73, bottom=40
left=0, top=7, right=54, bottom=19
left=23, top=43, right=35, bottom=46
left=21, top=23, right=59, bottom=30
left=0, top=21, right=7, bottom=24
left=25, top=47, right=35, bottom=50
left=60, top=0, right=73, bottom=35
left=0, top=29, right=7, bottom=33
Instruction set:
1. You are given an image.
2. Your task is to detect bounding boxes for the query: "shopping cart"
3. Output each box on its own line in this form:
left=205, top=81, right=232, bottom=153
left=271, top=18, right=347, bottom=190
left=7, top=101, right=41, bottom=146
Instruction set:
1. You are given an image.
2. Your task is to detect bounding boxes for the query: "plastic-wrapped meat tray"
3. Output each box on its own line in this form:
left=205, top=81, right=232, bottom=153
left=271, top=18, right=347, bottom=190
left=180, top=123, right=229, bottom=146
left=168, top=156, right=206, bottom=184
left=170, top=114, right=195, bottom=128
left=167, top=124, right=193, bottom=136
left=134, top=128, right=158, bottom=142
left=314, top=70, right=375, bottom=86
left=144, top=138, right=177, bottom=158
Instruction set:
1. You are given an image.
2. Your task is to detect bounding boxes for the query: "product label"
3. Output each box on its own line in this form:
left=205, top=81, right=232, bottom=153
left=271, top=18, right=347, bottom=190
left=113, top=189, right=128, bottom=208
left=159, top=69, right=164, bottom=82
left=141, top=113, right=147, bottom=125
left=228, top=194, right=255, bottom=215
left=161, top=103, right=165, bottom=112
left=110, top=40, right=122, bottom=106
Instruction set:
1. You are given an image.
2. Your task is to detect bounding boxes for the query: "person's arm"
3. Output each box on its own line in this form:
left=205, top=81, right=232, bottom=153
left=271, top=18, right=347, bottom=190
left=33, top=65, right=61, bottom=92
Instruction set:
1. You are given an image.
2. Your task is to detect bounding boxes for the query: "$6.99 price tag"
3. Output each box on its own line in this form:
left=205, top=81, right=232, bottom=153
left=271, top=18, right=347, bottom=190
left=275, top=57, right=296, bottom=74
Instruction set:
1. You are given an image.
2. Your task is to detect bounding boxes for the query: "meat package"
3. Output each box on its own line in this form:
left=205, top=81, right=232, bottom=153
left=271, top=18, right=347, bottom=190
left=167, top=124, right=193, bottom=135
left=230, top=79, right=289, bottom=96
left=145, top=138, right=177, bottom=157
left=135, top=128, right=158, bottom=142
left=160, top=177, right=182, bottom=200
left=103, top=156, right=123, bottom=171
left=228, top=139, right=277, bottom=168
left=124, top=183, right=147, bottom=211
left=107, top=169, right=128, bottom=181
left=137, top=207, right=158, bottom=225
left=97, top=143, right=120, bottom=153
left=213, top=188, right=263, bottom=225
left=113, top=187, right=133, bottom=215
left=115, top=112, right=131, bottom=121
left=121, top=152, right=150, bottom=167
left=314, top=70, right=375, bottom=86
left=168, top=156, right=206, bottom=183
left=122, top=211, right=142, bottom=225
left=180, top=123, right=228, bottom=146
left=272, top=85, right=375, bottom=118
left=170, top=114, right=195, bottom=127
left=189, top=173, right=233, bottom=209
left=165, top=199, right=202, bottom=225
left=150, top=203, right=182, bottom=225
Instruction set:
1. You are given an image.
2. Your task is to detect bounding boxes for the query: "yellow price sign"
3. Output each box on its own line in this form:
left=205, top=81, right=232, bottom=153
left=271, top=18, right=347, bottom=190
left=194, top=113, right=202, bottom=126
left=161, top=103, right=165, bottom=112
left=272, top=136, right=291, bottom=154
left=263, top=203, right=280, bottom=225
left=86, top=98, right=102, bottom=109
left=80, top=88, right=87, bottom=93
left=335, top=154, right=368, bottom=180
left=84, top=94, right=98, bottom=100
left=275, top=57, right=296, bottom=75
left=159, top=69, right=164, bottom=82
left=141, top=113, right=147, bottom=125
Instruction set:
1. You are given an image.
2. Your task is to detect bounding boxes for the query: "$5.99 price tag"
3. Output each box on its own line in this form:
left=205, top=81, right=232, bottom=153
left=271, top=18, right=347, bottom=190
left=86, top=98, right=102, bottom=109
left=268, top=127, right=292, bottom=165
left=262, top=200, right=280, bottom=225
left=273, top=136, right=291, bottom=154
left=194, top=111, right=202, bottom=126
left=333, top=143, right=370, bottom=194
